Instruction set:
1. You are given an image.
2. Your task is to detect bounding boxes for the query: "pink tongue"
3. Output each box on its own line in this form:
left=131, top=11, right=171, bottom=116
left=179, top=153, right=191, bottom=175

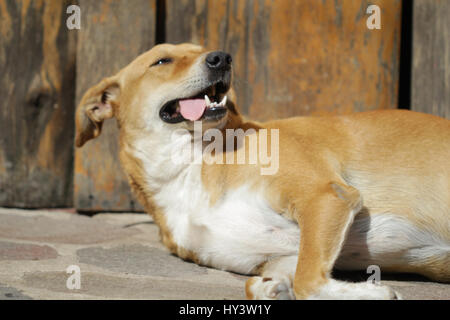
left=179, top=99, right=207, bottom=121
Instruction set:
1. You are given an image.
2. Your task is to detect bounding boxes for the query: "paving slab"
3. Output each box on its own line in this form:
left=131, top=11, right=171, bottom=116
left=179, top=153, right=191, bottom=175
left=0, top=208, right=448, bottom=300
left=77, top=245, right=209, bottom=277
left=0, top=285, right=32, bottom=300
left=0, top=209, right=139, bottom=244
left=0, top=241, right=58, bottom=260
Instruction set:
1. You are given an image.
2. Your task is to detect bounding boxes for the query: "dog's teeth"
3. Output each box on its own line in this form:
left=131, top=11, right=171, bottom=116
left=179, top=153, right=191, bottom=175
left=219, top=95, right=227, bottom=107
left=204, top=95, right=211, bottom=107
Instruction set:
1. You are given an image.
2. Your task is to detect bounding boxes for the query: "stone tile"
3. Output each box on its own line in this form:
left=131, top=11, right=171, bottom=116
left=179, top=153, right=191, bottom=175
left=0, top=285, right=32, bottom=300
left=22, top=271, right=245, bottom=300
left=0, top=241, right=58, bottom=260
left=77, top=244, right=208, bottom=277
left=0, top=211, right=140, bottom=244
left=1, top=208, right=448, bottom=300
left=386, top=281, right=450, bottom=300
left=92, top=213, right=152, bottom=227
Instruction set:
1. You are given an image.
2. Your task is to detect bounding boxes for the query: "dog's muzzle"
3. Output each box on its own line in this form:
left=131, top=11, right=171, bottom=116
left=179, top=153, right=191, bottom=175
left=159, top=51, right=232, bottom=124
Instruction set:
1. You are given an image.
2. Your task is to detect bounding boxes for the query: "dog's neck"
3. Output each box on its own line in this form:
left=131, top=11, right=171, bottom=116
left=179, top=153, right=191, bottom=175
left=120, top=103, right=259, bottom=198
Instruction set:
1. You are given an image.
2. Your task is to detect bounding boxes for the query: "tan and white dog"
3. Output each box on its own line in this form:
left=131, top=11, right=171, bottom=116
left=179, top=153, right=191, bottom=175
left=75, top=43, right=450, bottom=300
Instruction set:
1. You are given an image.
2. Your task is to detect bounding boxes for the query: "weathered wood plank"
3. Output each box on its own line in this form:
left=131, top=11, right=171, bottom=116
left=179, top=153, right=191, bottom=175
left=0, top=0, right=77, bottom=208
left=74, top=0, right=156, bottom=212
left=166, top=0, right=402, bottom=120
left=412, top=0, right=450, bottom=119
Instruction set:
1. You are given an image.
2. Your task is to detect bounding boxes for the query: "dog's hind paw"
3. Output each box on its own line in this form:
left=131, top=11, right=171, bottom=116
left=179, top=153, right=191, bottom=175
left=306, top=280, right=402, bottom=300
left=245, top=276, right=295, bottom=300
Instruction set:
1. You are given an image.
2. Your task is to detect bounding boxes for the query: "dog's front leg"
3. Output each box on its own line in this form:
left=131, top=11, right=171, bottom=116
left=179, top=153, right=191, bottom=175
left=244, top=181, right=374, bottom=300
left=292, top=181, right=400, bottom=300
left=246, top=256, right=297, bottom=300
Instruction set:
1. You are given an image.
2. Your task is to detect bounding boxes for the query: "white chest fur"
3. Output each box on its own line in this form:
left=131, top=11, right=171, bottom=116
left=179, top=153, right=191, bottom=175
left=132, top=132, right=300, bottom=274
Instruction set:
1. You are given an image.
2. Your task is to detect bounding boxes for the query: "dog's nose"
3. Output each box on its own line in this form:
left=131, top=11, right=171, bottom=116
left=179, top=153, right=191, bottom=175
left=206, top=51, right=232, bottom=70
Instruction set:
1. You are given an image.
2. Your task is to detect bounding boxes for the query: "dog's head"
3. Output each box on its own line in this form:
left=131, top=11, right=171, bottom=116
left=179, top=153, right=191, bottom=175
left=75, top=43, right=240, bottom=147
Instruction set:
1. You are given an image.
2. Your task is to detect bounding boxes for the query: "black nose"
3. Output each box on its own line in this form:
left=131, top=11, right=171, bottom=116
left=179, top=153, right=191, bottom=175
left=206, top=51, right=232, bottom=70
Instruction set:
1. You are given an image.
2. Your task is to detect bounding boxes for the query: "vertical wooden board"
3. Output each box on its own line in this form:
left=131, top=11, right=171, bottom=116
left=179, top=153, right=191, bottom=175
left=412, top=0, right=450, bottom=119
left=0, top=0, right=77, bottom=208
left=166, top=0, right=401, bottom=120
left=75, top=0, right=155, bottom=211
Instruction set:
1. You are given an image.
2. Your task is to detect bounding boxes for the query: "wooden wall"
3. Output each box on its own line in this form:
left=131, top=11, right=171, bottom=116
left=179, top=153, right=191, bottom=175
left=74, top=0, right=155, bottom=211
left=411, top=0, right=450, bottom=119
left=166, top=0, right=402, bottom=121
left=1, top=0, right=447, bottom=211
left=0, top=0, right=77, bottom=207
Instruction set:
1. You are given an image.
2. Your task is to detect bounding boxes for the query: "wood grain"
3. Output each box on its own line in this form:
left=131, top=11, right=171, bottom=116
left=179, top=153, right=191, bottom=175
left=412, top=0, right=450, bottom=119
left=166, top=0, right=402, bottom=120
left=0, top=0, right=77, bottom=207
left=74, top=0, right=156, bottom=211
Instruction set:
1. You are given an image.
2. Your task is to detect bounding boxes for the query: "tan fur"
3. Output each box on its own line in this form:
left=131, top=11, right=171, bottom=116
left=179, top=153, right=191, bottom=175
left=75, top=43, right=450, bottom=299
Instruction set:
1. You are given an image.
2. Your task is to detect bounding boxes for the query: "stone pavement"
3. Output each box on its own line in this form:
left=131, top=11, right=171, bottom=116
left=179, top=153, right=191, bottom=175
left=0, top=208, right=448, bottom=300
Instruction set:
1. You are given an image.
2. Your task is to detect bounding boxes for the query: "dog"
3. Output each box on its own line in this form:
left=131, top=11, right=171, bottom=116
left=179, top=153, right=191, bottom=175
left=75, top=43, right=450, bottom=300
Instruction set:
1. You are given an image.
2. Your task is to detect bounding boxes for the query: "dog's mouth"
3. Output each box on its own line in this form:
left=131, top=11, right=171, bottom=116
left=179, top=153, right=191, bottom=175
left=159, top=81, right=229, bottom=124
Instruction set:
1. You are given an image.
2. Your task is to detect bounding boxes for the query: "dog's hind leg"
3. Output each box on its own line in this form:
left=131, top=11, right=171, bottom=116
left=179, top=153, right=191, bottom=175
left=336, top=212, right=450, bottom=283
left=291, top=182, right=400, bottom=300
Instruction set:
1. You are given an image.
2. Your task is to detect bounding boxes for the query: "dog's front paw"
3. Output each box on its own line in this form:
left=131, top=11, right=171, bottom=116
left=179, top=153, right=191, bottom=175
left=246, top=276, right=295, bottom=300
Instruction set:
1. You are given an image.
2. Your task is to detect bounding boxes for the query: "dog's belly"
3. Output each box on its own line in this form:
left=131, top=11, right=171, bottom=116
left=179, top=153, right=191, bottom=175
left=167, top=185, right=300, bottom=274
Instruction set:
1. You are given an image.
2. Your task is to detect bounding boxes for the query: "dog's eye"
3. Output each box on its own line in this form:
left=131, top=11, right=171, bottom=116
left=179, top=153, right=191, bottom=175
left=151, top=58, right=173, bottom=67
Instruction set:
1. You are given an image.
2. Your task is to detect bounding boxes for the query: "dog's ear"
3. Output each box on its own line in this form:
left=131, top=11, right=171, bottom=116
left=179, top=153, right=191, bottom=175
left=75, top=76, right=121, bottom=147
